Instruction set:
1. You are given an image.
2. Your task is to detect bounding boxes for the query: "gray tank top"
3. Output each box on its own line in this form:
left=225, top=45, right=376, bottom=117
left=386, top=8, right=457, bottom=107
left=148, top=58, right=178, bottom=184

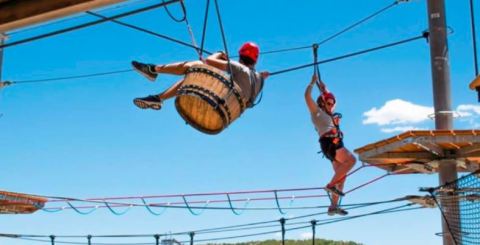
left=310, top=107, right=335, bottom=137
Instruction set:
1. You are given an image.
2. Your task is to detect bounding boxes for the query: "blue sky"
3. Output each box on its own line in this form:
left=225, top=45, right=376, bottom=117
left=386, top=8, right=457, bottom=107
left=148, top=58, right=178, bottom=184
left=1, top=0, right=479, bottom=244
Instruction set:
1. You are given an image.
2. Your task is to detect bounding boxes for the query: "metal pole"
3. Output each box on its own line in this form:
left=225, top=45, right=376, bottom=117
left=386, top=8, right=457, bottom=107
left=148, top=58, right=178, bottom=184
left=426, top=1, right=459, bottom=245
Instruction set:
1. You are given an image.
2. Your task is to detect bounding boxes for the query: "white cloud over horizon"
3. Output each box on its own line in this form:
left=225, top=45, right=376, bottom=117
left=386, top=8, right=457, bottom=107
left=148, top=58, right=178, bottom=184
left=362, top=99, right=433, bottom=126
left=363, top=99, right=480, bottom=132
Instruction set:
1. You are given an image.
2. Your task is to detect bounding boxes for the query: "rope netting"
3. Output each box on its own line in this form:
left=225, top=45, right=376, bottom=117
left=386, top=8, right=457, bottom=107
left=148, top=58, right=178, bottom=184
left=428, top=170, right=480, bottom=245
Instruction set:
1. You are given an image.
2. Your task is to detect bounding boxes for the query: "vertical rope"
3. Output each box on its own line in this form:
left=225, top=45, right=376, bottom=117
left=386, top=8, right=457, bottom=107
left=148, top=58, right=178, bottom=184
left=273, top=190, right=287, bottom=215
left=199, top=0, right=210, bottom=59
left=279, top=218, right=286, bottom=245
left=311, top=220, right=317, bottom=245
left=470, top=0, right=479, bottom=76
left=154, top=234, right=160, bottom=245
left=213, top=0, right=235, bottom=88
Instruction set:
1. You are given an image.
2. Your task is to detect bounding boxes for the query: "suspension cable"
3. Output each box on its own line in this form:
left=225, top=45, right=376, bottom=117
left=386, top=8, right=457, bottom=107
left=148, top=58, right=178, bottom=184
left=269, top=32, right=428, bottom=76
left=85, top=11, right=211, bottom=55
left=4, top=202, right=422, bottom=245
left=12, top=69, right=133, bottom=84
left=259, top=0, right=406, bottom=56
left=0, top=0, right=181, bottom=49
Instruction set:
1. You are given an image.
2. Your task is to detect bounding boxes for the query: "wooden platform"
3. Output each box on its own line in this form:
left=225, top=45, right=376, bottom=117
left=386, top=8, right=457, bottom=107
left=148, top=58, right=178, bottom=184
left=0, top=0, right=125, bottom=32
left=0, top=190, right=47, bottom=214
left=354, top=130, right=480, bottom=174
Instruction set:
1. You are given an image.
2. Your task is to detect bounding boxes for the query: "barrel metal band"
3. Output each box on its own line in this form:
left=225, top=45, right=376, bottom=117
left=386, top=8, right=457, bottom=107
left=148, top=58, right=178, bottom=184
left=186, top=67, right=246, bottom=113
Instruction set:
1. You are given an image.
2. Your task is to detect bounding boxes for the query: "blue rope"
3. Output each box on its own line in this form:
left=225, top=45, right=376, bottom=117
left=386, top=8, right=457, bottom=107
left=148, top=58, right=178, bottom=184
left=104, top=202, right=132, bottom=216
left=141, top=198, right=167, bottom=216
left=273, top=191, right=296, bottom=215
left=182, top=196, right=209, bottom=216
left=226, top=194, right=251, bottom=215
left=66, top=202, right=97, bottom=215
left=41, top=208, right=64, bottom=213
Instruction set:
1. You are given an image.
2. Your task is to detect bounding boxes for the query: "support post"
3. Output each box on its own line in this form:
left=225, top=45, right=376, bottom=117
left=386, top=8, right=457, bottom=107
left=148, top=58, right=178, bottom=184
left=426, top=1, right=460, bottom=245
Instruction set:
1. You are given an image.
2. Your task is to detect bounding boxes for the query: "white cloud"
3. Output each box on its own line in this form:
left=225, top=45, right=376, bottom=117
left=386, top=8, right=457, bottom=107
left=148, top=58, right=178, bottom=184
left=380, top=126, right=423, bottom=133
left=363, top=100, right=480, bottom=133
left=299, top=232, right=313, bottom=240
left=362, top=99, right=433, bottom=126
left=457, top=104, right=480, bottom=117
left=456, top=104, right=480, bottom=128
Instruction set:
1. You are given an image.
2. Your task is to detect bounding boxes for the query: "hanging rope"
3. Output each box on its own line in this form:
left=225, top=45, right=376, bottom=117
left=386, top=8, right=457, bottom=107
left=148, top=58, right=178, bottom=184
left=182, top=196, right=209, bottom=216
left=103, top=201, right=132, bottom=215
left=141, top=198, right=168, bottom=216
left=226, top=194, right=250, bottom=215
left=269, top=32, right=428, bottom=76
left=0, top=0, right=181, bottom=49
left=199, top=0, right=211, bottom=59
left=312, top=44, right=322, bottom=90
left=66, top=202, right=98, bottom=215
left=470, top=0, right=479, bottom=76
left=163, top=0, right=187, bottom=22
left=213, top=0, right=235, bottom=88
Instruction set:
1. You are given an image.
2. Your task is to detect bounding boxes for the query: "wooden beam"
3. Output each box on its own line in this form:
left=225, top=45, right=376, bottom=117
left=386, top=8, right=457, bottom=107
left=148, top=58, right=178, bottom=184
left=0, top=0, right=126, bottom=32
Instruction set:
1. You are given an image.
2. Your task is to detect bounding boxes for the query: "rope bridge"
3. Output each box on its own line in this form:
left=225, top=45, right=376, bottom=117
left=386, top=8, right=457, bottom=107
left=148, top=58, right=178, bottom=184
left=426, top=170, right=480, bottom=245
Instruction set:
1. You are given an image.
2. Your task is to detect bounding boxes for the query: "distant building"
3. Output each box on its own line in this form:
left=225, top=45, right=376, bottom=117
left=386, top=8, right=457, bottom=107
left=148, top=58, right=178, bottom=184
left=161, top=238, right=182, bottom=245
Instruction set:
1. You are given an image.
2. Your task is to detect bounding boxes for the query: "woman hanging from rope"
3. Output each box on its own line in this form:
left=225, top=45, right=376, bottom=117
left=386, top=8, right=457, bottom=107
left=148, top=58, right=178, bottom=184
left=304, top=73, right=356, bottom=216
left=131, top=42, right=269, bottom=111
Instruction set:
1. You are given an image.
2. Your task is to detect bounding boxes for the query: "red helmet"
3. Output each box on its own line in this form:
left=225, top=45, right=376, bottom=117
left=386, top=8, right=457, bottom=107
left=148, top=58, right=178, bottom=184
left=239, top=42, right=260, bottom=64
left=322, top=92, right=336, bottom=104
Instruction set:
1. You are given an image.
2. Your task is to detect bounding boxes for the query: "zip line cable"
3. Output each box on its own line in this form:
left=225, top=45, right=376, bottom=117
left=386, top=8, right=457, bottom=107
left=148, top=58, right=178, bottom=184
left=85, top=11, right=212, bottom=55
left=5, top=32, right=428, bottom=86
left=0, top=0, right=181, bottom=49
left=2, top=202, right=423, bottom=245
left=11, top=69, right=133, bottom=84
left=259, top=0, right=410, bottom=56
left=269, top=31, right=429, bottom=76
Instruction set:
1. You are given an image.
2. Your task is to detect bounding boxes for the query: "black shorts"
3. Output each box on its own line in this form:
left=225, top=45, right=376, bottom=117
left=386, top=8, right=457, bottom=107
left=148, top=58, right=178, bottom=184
left=319, top=137, right=344, bottom=162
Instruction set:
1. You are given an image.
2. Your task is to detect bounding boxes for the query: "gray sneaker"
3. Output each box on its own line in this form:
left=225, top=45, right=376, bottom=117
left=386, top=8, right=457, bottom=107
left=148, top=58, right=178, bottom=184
left=132, top=61, right=157, bottom=81
left=133, top=95, right=163, bottom=110
left=327, top=206, right=348, bottom=216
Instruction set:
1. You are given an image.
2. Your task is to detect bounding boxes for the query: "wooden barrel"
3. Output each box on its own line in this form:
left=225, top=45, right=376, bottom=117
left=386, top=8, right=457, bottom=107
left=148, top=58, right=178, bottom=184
left=175, top=64, right=246, bottom=134
left=0, top=190, right=47, bottom=214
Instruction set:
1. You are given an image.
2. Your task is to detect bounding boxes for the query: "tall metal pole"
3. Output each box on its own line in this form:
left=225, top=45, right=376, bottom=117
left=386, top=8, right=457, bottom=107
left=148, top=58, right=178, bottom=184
left=426, top=1, right=459, bottom=245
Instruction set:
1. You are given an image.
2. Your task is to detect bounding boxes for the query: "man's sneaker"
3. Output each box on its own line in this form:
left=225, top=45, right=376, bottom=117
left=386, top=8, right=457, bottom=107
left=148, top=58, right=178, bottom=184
left=325, top=185, right=345, bottom=197
left=327, top=206, right=348, bottom=216
left=133, top=95, right=163, bottom=110
left=132, top=61, right=157, bottom=81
